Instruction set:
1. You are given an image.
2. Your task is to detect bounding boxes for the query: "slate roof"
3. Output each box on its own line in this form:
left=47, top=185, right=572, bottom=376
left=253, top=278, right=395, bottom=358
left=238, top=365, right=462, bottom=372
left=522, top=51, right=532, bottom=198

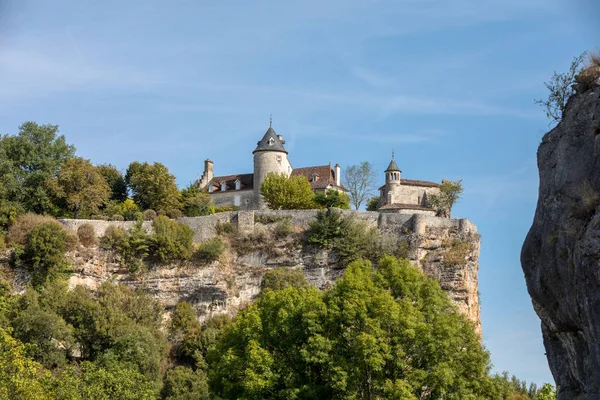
left=208, top=165, right=348, bottom=193
left=385, top=158, right=401, bottom=172
left=292, top=165, right=347, bottom=191
left=208, top=173, right=254, bottom=191
left=253, top=126, right=288, bottom=154
left=378, top=178, right=440, bottom=191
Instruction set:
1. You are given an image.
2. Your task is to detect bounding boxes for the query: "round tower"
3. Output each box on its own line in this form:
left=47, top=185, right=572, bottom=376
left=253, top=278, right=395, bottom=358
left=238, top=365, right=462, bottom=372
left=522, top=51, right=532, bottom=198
left=380, top=152, right=402, bottom=207
left=253, top=122, right=292, bottom=209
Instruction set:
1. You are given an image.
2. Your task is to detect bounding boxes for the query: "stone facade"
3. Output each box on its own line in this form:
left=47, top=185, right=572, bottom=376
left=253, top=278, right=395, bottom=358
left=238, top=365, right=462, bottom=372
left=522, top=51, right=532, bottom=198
left=376, top=154, right=440, bottom=214
left=197, top=123, right=346, bottom=210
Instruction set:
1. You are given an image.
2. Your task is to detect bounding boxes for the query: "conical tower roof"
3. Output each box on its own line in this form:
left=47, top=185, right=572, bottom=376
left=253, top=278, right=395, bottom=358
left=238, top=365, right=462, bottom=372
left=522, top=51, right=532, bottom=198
left=253, top=125, right=288, bottom=154
left=385, top=152, right=401, bottom=172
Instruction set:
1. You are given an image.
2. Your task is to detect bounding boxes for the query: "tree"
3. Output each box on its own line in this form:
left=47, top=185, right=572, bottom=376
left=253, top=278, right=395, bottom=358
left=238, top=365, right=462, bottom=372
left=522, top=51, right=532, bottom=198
left=342, top=162, right=378, bottom=210
left=0, top=328, right=52, bottom=400
left=97, top=164, right=128, bottom=202
left=365, top=196, right=380, bottom=211
left=535, top=53, right=586, bottom=124
left=208, top=256, right=492, bottom=400
left=0, top=122, right=75, bottom=215
left=260, top=173, right=316, bottom=210
left=22, top=222, right=70, bottom=288
left=428, top=179, right=463, bottom=218
left=48, top=158, right=110, bottom=219
left=181, top=184, right=214, bottom=217
left=126, top=162, right=182, bottom=212
left=161, top=366, right=210, bottom=400
left=313, top=190, right=351, bottom=209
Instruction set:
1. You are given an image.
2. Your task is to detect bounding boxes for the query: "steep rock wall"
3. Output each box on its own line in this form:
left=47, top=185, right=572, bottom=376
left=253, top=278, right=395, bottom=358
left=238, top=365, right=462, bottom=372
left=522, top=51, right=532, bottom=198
left=55, top=211, right=481, bottom=334
left=522, top=84, right=600, bottom=399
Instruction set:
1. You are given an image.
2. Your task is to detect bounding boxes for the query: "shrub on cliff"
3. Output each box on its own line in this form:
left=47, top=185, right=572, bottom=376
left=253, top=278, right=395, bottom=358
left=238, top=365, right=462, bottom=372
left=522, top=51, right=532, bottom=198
left=535, top=52, right=586, bottom=124
left=142, top=209, right=157, bottom=221
left=101, top=224, right=149, bottom=274
left=193, top=237, right=224, bottom=264
left=5, top=213, right=57, bottom=245
left=22, top=222, right=70, bottom=287
left=148, top=216, right=194, bottom=263
left=428, top=179, right=463, bottom=218
left=208, top=256, right=491, bottom=399
left=77, top=223, right=97, bottom=247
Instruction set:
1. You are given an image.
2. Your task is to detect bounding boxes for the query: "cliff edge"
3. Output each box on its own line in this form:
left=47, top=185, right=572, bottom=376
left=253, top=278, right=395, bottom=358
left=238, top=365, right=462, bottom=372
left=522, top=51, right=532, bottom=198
left=522, top=83, right=600, bottom=399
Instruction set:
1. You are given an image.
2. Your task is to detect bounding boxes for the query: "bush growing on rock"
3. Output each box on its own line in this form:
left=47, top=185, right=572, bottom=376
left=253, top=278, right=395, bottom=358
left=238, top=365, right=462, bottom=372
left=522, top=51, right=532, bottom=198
left=110, top=214, right=125, bottom=221
left=148, top=216, right=194, bottom=263
left=5, top=213, right=57, bottom=245
left=22, top=222, right=70, bottom=287
left=143, top=209, right=157, bottom=221
left=193, top=237, right=224, bottom=264
left=77, top=223, right=97, bottom=247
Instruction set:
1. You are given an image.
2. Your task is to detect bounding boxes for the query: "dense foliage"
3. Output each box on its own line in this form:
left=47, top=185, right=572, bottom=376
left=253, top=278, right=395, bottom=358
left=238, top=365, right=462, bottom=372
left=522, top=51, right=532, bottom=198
left=126, top=161, right=182, bottom=213
left=313, top=190, right=351, bottom=209
left=260, top=173, right=316, bottom=210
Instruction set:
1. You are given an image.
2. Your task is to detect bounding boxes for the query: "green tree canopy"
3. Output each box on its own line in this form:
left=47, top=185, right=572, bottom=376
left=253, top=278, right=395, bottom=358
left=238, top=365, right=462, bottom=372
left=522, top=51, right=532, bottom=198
left=313, top=190, right=351, bottom=209
left=366, top=196, right=380, bottom=211
left=48, top=158, right=110, bottom=219
left=0, top=122, right=75, bottom=215
left=260, top=173, right=316, bottom=210
left=126, top=161, right=182, bottom=212
left=208, top=256, right=491, bottom=399
left=97, top=164, right=128, bottom=202
left=181, top=184, right=214, bottom=217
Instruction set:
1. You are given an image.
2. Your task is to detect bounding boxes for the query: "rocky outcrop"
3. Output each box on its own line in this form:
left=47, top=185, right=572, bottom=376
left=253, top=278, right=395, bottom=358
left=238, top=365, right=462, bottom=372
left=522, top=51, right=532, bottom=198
left=522, top=84, right=600, bottom=399
left=49, top=212, right=483, bottom=336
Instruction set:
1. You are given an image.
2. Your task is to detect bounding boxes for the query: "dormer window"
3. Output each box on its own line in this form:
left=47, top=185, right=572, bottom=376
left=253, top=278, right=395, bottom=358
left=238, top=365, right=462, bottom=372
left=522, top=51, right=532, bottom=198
left=235, top=179, right=241, bottom=190
left=208, top=183, right=214, bottom=193
left=268, top=137, right=275, bottom=146
left=312, top=174, right=318, bottom=183
left=221, top=182, right=227, bottom=192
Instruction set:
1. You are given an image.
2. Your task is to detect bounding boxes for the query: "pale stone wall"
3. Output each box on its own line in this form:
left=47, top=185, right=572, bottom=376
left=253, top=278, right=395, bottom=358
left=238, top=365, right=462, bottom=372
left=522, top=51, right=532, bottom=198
left=209, top=190, right=254, bottom=210
left=391, top=185, right=440, bottom=206
left=253, top=151, right=292, bottom=209
left=58, top=219, right=153, bottom=237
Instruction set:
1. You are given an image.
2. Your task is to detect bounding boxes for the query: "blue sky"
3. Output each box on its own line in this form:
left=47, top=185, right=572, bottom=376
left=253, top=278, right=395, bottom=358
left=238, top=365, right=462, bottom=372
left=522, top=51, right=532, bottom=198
left=1, top=0, right=598, bottom=385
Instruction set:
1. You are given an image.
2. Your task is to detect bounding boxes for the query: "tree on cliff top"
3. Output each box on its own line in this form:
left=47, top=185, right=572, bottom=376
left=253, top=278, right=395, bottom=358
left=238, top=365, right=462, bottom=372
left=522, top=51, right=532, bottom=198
left=0, top=122, right=75, bottom=215
left=126, top=161, right=182, bottom=212
left=535, top=52, right=586, bottom=124
left=429, top=179, right=463, bottom=218
left=343, top=161, right=378, bottom=210
left=48, top=158, right=110, bottom=219
left=260, top=173, right=315, bottom=210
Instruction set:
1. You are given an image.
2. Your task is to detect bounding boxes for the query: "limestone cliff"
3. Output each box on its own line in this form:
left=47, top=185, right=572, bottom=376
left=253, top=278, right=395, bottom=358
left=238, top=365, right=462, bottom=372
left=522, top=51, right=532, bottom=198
left=2, top=211, right=480, bottom=336
left=522, top=83, right=600, bottom=399
left=49, top=211, right=482, bottom=336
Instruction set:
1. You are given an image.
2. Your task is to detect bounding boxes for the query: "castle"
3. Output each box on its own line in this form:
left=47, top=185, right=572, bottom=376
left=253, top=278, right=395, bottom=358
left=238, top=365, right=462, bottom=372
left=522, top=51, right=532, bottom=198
left=197, top=123, right=441, bottom=214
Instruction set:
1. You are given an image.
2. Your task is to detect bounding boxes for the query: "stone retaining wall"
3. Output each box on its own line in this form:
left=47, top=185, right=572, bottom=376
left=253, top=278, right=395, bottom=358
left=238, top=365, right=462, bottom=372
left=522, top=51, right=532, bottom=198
left=59, top=209, right=477, bottom=243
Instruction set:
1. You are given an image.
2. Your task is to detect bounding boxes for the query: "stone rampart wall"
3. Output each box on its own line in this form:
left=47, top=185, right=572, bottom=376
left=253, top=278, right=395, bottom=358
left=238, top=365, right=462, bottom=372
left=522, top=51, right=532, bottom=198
left=59, top=209, right=477, bottom=243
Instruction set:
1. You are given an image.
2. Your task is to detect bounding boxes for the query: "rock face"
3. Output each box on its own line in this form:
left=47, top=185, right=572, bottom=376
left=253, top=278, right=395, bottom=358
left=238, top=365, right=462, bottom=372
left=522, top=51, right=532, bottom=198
left=51, top=211, right=481, bottom=335
left=522, top=85, right=600, bottom=399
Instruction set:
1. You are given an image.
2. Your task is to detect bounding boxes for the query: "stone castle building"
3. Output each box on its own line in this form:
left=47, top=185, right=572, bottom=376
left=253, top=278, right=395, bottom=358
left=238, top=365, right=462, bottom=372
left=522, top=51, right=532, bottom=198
left=197, top=123, right=346, bottom=210
left=376, top=153, right=441, bottom=215
left=197, top=123, right=441, bottom=213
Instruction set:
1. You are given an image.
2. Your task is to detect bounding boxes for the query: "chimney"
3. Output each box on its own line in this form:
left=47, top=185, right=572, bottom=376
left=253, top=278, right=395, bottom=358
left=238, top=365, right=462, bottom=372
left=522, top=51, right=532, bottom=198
left=335, top=163, right=341, bottom=187
left=199, top=159, right=214, bottom=188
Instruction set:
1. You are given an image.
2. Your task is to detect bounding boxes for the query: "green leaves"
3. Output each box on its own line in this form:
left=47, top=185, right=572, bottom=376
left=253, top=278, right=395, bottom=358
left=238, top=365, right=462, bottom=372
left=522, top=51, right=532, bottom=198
left=260, top=173, right=316, bottom=210
left=126, top=162, right=182, bottom=212
left=209, top=256, right=492, bottom=400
